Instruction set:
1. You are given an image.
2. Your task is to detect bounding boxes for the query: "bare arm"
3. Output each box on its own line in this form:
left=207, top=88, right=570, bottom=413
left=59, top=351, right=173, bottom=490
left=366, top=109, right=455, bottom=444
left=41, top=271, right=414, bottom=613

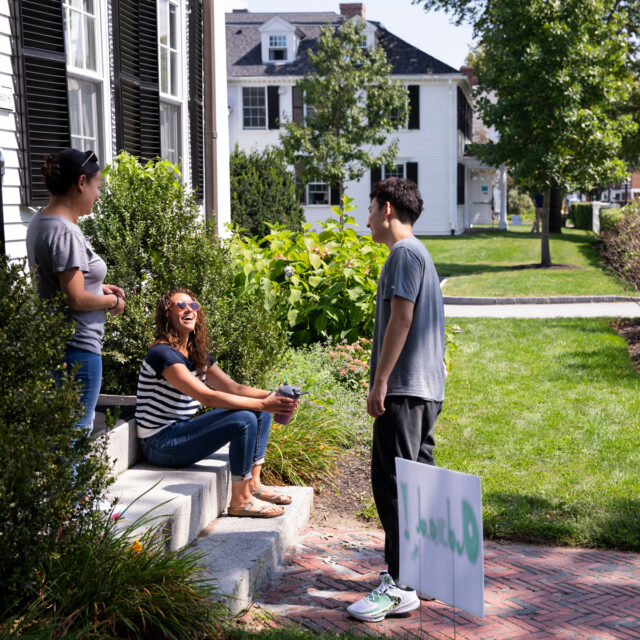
left=367, top=296, right=414, bottom=418
left=163, top=363, right=297, bottom=413
left=205, top=363, right=271, bottom=399
left=58, top=268, right=124, bottom=314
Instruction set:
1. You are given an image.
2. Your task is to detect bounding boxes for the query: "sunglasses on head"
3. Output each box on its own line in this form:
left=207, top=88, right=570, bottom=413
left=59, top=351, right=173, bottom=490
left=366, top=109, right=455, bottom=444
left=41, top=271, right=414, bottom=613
left=173, top=301, right=201, bottom=311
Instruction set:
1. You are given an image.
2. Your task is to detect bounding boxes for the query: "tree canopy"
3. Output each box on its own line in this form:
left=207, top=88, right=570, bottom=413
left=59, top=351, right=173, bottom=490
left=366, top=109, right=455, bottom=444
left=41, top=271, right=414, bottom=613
left=280, top=19, right=408, bottom=197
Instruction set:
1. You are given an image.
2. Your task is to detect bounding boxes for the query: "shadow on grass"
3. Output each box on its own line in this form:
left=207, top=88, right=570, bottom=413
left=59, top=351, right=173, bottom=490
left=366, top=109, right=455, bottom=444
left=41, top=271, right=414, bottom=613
left=483, top=491, right=640, bottom=551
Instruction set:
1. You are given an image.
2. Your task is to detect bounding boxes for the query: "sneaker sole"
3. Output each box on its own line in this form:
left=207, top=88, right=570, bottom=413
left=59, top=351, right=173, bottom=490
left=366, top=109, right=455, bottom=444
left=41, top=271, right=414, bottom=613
left=347, top=599, right=420, bottom=623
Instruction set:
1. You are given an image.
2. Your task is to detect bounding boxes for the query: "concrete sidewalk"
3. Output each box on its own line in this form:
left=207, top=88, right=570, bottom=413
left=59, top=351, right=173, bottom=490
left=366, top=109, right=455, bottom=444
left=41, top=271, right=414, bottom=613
left=256, top=524, right=640, bottom=639
left=445, top=301, right=640, bottom=318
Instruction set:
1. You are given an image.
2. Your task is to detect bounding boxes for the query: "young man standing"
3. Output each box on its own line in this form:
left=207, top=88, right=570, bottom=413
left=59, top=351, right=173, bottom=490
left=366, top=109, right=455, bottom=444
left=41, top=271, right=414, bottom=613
left=347, top=177, right=445, bottom=623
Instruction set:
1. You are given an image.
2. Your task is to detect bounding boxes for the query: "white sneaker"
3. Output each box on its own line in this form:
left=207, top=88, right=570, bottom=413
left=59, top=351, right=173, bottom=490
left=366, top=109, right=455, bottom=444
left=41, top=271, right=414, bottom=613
left=347, top=571, right=420, bottom=623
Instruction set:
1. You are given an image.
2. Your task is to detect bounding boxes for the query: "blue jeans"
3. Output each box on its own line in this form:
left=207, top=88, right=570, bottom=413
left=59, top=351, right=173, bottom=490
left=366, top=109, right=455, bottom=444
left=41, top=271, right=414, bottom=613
left=64, top=346, right=102, bottom=434
left=140, top=410, right=272, bottom=481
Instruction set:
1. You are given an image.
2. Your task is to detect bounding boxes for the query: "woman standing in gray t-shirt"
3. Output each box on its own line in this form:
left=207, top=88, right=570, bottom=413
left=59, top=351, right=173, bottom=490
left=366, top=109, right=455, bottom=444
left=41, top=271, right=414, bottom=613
left=26, top=149, right=126, bottom=433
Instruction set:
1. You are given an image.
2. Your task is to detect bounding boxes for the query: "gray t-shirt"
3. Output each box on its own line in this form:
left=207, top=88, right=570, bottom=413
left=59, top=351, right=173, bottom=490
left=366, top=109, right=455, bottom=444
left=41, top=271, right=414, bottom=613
left=26, top=211, right=107, bottom=355
left=369, top=236, right=445, bottom=402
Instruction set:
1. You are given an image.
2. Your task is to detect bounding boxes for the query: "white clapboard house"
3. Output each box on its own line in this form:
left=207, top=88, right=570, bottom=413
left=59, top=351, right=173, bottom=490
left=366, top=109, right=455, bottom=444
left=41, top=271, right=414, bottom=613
left=0, top=0, right=230, bottom=259
left=225, top=2, right=506, bottom=235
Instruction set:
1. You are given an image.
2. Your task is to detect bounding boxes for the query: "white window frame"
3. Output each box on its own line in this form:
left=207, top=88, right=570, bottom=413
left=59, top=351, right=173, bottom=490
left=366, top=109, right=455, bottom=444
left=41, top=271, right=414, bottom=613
left=63, top=0, right=110, bottom=165
left=157, top=0, right=185, bottom=166
left=382, top=163, right=406, bottom=179
left=242, top=86, right=267, bottom=130
left=306, top=181, right=330, bottom=206
left=268, top=34, right=288, bottom=61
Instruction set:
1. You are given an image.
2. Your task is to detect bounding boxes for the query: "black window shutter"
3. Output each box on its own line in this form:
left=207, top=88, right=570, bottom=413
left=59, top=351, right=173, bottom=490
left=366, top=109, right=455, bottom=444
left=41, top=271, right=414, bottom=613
left=267, top=86, right=280, bottom=129
left=16, top=0, right=71, bottom=204
left=295, top=163, right=305, bottom=204
left=292, top=86, right=303, bottom=124
left=330, top=186, right=340, bottom=205
left=408, top=85, right=420, bottom=130
left=188, top=0, right=204, bottom=201
left=370, top=166, right=382, bottom=191
left=406, top=162, right=418, bottom=185
left=113, top=0, right=160, bottom=159
left=457, top=162, right=465, bottom=205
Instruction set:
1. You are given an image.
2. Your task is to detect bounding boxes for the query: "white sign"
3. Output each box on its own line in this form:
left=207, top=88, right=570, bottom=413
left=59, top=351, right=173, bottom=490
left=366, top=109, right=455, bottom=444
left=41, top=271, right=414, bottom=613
left=396, top=458, right=485, bottom=618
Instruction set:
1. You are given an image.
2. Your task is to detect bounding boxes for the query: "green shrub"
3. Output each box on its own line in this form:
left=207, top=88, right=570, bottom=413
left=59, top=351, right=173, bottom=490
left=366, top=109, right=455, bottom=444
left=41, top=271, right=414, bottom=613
left=230, top=145, right=305, bottom=237
left=571, top=202, right=593, bottom=230
left=228, top=195, right=389, bottom=345
left=82, top=153, right=286, bottom=394
left=598, top=200, right=640, bottom=291
left=262, top=400, right=349, bottom=487
left=599, top=207, right=624, bottom=234
left=1, top=504, right=227, bottom=639
left=0, top=260, right=111, bottom=611
left=507, top=186, right=534, bottom=218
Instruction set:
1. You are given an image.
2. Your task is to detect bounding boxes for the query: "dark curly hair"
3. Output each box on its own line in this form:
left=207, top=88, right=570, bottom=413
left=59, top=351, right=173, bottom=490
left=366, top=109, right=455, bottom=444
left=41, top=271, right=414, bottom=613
left=370, top=177, right=423, bottom=225
left=41, top=148, right=100, bottom=195
left=153, top=289, right=211, bottom=376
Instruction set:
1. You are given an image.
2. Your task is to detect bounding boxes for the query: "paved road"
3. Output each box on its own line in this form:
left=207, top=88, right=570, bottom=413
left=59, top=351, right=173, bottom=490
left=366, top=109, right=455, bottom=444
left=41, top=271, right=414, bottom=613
left=445, top=301, right=640, bottom=318
left=254, top=525, right=640, bottom=639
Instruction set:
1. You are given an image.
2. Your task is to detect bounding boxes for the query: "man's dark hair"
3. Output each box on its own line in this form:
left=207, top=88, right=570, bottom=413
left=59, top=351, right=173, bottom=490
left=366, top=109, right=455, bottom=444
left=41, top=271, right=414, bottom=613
left=370, top=177, right=423, bottom=225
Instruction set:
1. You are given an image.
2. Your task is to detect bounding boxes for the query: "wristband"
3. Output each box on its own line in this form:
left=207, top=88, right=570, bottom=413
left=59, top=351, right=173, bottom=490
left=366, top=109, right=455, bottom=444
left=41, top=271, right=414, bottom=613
left=109, top=294, right=120, bottom=310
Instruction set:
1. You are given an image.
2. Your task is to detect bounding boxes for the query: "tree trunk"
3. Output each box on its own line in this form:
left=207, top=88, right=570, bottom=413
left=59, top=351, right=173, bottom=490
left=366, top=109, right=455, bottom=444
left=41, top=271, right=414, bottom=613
left=540, top=188, right=552, bottom=267
left=549, top=187, right=563, bottom=233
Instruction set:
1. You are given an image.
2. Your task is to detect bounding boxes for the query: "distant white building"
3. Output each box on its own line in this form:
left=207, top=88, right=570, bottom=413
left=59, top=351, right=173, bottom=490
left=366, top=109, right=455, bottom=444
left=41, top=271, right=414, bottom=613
left=226, top=3, right=506, bottom=235
left=1, top=0, right=230, bottom=259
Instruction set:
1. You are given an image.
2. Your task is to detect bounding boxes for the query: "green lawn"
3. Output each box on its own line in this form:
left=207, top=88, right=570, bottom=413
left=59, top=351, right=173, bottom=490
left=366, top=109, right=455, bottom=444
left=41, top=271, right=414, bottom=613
left=422, top=227, right=632, bottom=297
left=438, top=318, right=640, bottom=550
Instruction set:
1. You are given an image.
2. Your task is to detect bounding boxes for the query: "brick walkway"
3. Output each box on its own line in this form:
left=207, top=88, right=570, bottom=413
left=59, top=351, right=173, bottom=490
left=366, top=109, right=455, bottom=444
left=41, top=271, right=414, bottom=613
left=256, top=525, right=640, bottom=639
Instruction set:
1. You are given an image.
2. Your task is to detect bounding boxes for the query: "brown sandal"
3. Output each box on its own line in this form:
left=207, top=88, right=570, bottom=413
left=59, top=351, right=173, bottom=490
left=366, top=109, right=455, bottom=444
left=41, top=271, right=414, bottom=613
left=253, top=485, right=292, bottom=505
left=227, top=496, right=284, bottom=518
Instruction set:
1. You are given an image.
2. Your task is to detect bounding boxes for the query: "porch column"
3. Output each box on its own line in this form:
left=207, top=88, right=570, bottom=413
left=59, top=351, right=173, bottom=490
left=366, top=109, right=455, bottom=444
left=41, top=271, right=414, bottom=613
left=498, top=164, right=508, bottom=230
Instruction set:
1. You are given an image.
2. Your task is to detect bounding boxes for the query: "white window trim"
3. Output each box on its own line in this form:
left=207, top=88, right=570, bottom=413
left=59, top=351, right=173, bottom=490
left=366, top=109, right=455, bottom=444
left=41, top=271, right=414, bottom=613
left=382, top=162, right=406, bottom=179
left=268, top=34, right=288, bottom=61
left=63, top=0, right=111, bottom=166
left=241, top=86, right=267, bottom=130
left=305, top=181, right=331, bottom=206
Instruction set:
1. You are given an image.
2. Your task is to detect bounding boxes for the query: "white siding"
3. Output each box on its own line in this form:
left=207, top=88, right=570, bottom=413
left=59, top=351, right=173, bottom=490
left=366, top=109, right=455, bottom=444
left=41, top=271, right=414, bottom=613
left=228, top=76, right=468, bottom=236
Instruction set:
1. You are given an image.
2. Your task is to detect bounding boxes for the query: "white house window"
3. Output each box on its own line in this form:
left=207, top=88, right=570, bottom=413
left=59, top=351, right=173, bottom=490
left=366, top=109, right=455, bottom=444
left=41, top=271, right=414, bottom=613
left=358, top=35, right=368, bottom=49
left=268, top=35, right=287, bottom=61
left=63, top=0, right=103, bottom=160
left=306, top=182, right=330, bottom=205
left=383, top=163, right=405, bottom=179
left=242, top=87, right=266, bottom=129
left=158, top=0, right=181, bottom=164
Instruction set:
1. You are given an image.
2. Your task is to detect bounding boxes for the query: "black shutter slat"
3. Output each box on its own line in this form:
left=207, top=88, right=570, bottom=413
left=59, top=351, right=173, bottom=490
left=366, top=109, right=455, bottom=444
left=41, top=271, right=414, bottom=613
left=408, top=85, right=420, bottom=130
left=188, top=0, right=204, bottom=200
left=457, top=162, right=465, bottom=205
left=114, top=0, right=160, bottom=159
left=16, top=0, right=70, bottom=204
left=371, top=166, right=382, bottom=191
left=406, top=162, right=418, bottom=185
left=292, top=86, right=303, bottom=124
left=330, top=186, right=340, bottom=205
left=295, top=163, right=305, bottom=204
left=268, top=85, right=280, bottom=129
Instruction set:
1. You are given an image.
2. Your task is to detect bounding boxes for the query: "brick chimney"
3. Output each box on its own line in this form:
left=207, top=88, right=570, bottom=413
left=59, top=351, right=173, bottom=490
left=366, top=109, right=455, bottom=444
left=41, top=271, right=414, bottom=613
left=340, top=3, right=366, bottom=19
left=460, top=65, right=477, bottom=86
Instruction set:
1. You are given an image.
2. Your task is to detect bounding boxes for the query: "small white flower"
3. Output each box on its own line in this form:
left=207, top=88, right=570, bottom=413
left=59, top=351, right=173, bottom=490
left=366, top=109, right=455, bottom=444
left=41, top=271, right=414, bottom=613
left=284, top=265, right=294, bottom=278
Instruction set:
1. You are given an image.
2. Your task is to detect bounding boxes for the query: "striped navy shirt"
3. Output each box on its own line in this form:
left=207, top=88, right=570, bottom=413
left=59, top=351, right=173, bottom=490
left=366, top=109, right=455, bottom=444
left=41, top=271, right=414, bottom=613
left=135, top=344, right=214, bottom=439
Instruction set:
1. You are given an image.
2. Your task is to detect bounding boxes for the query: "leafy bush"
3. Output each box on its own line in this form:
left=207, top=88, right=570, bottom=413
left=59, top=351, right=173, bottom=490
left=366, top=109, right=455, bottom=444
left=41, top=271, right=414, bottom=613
left=82, top=153, right=286, bottom=394
left=230, top=145, right=305, bottom=237
left=228, top=196, right=389, bottom=345
left=571, top=202, right=593, bottom=230
left=507, top=186, right=534, bottom=218
left=2, top=503, right=227, bottom=639
left=598, top=200, right=640, bottom=291
left=599, top=207, right=624, bottom=234
left=0, top=260, right=111, bottom=611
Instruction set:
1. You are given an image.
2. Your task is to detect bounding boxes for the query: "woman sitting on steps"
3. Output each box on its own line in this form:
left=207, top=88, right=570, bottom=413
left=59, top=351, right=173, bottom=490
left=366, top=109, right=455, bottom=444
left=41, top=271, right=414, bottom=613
left=135, top=288, right=298, bottom=518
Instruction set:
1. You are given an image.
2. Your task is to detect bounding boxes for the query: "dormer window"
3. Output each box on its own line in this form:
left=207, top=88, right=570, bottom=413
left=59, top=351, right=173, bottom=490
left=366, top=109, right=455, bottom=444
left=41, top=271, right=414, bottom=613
left=358, top=35, right=368, bottom=49
left=269, top=35, right=287, bottom=61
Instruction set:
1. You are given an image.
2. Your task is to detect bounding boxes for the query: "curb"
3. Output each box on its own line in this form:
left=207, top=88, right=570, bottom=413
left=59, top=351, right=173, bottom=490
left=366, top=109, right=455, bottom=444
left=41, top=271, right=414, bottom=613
left=443, top=295, right=640, bottom=305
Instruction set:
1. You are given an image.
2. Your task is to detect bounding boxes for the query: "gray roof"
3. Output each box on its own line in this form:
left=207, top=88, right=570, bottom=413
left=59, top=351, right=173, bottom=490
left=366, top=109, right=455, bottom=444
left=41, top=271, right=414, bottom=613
left=226, top=10, right=458, bottom=78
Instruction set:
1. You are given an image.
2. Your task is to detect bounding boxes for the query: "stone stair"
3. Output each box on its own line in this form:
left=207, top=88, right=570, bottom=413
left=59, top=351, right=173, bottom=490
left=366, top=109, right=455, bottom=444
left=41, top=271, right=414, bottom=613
left=97, top=398, right=313, bottom=614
